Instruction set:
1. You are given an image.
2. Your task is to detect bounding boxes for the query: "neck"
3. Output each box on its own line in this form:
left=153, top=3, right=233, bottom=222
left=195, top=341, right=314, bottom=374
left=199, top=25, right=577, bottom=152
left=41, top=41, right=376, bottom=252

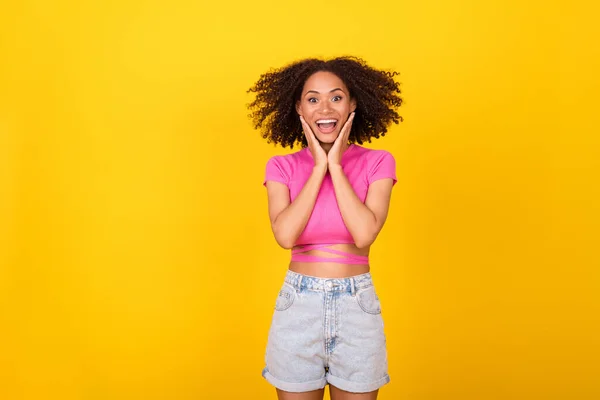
left=320, top=143, right=333, bottom=153
left=319, top=142, right=350, bottom=154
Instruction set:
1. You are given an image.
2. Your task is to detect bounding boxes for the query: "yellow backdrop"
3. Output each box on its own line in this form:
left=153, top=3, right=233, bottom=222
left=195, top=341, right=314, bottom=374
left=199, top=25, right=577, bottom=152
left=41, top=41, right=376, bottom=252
left=1, top=0, right=598, bottom=399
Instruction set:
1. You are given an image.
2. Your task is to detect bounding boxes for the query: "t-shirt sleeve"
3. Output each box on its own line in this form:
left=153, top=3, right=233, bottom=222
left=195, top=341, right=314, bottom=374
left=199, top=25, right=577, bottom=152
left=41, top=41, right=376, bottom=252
left=367, top=151, right=397, bottom=186
left=263, top=156, right=290, bottom=187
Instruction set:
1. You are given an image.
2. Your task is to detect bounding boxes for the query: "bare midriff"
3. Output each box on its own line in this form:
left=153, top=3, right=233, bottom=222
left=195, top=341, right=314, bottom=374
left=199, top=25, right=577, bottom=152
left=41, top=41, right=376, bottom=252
left=289, top=243, right=370, bottom=278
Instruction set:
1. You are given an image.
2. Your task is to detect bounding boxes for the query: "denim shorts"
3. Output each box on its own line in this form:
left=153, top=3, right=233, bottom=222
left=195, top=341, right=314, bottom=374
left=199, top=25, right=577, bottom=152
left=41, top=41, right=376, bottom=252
left=262, top=270, right=390, bottom=393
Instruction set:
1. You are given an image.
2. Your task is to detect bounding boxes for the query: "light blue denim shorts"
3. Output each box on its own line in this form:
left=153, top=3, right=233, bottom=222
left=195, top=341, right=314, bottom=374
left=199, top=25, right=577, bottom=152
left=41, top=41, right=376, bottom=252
left=262, top=270, right=390, bottom=393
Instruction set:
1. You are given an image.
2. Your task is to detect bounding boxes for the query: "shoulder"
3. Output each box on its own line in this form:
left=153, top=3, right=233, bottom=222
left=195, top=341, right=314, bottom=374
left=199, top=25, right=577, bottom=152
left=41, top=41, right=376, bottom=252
left=264, top=147, right=310, bottom=186
left=351, top=144, right=397, bottom=184
left=352, top=144, right=395, bottom=164
left=265, top=147, right=310, bottom=169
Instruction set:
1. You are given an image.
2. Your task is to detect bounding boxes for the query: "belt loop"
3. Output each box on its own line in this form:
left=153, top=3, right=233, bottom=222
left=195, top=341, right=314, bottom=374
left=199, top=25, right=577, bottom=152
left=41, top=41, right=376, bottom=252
left=350, top=277, right=356, bottom=296
left=297, top=275, right=303, bottom=293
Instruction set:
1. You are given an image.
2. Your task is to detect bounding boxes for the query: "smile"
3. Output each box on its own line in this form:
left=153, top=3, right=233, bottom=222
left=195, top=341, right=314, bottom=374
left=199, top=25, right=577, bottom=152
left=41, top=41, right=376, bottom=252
left=315, top=119, right=338, bottom=134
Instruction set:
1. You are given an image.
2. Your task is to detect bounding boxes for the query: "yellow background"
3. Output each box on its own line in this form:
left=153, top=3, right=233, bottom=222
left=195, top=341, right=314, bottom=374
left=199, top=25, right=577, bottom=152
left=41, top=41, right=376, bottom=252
left=1, top=0, right=599, bottom=399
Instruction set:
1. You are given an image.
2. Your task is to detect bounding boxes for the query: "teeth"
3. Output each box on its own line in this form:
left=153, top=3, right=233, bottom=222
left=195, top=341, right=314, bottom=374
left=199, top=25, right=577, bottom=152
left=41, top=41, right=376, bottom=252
left=316, top=119, right=337, bottom=124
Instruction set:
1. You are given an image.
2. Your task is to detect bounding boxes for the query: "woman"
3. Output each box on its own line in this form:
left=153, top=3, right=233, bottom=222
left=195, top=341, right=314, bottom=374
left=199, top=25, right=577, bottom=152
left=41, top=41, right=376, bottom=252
left=247, top=56, right=403, bottom=400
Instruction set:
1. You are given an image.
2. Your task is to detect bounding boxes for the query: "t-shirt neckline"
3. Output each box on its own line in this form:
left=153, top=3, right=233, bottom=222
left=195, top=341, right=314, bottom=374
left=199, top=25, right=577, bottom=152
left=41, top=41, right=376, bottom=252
left=304, top=143, right=356, bottom=162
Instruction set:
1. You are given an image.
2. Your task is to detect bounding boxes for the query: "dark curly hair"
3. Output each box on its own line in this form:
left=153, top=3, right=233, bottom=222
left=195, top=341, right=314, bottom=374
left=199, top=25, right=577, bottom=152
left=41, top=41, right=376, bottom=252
left=247, top=56, right=403, bottom=149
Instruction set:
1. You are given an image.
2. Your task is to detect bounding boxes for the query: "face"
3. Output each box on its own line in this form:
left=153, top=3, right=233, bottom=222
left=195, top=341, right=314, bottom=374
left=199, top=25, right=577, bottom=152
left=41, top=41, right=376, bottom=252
left=296, top=71, right=357, bottom=144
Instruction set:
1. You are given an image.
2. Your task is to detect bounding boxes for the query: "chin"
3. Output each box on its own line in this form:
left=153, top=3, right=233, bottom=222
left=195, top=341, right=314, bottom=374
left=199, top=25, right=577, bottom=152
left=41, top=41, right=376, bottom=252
left=314, top=129, right=341, bottom=144
left=317, top=137, right=339, bottom=145
left=317, top=135, right=337, bottom=144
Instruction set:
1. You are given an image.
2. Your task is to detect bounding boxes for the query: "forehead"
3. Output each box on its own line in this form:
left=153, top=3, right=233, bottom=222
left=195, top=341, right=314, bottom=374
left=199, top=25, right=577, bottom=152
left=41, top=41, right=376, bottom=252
left=302, top=71, right=348, bottom=91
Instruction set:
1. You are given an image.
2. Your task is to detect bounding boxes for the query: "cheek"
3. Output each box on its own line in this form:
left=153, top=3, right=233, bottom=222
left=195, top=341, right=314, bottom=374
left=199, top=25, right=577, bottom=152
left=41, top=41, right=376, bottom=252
left=338, top=100, right=351, bottom=110
left=298, top=104, right=310, bottom=116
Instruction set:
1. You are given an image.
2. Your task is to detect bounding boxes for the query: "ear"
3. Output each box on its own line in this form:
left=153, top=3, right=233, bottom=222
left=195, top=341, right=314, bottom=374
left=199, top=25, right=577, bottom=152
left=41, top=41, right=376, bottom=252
left=295, top=100, right=303, bottom=116
left=350, top=97, right=357, bottom=113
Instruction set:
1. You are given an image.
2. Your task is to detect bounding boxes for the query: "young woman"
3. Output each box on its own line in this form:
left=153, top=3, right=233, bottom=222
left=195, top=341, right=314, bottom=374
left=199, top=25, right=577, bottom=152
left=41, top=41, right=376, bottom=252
left=247, top=56, right=403, bottom=400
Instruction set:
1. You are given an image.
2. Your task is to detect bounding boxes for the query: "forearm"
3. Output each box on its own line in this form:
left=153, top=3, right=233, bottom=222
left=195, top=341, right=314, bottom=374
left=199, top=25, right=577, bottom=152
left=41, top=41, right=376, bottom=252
left=272, top=165, right=327, bottom=248
left=329, top=164, right=378, bottom=248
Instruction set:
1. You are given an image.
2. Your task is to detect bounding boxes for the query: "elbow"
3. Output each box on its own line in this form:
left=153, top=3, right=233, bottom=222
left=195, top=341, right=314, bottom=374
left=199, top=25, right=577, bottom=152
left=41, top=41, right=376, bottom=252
left=354, top=237, right=375, bottom=249
left=354, top=240, right=373, bottom=250
left=272, top=225, right=296, bottom=249
left=354, top=231, right=377, bottom=249
left=276, top=238, right=295, bottom=250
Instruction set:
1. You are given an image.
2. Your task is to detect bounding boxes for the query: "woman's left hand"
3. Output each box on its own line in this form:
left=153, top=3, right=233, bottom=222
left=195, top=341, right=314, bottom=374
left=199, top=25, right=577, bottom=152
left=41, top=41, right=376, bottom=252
left=328, top=112, right=355, bottom=166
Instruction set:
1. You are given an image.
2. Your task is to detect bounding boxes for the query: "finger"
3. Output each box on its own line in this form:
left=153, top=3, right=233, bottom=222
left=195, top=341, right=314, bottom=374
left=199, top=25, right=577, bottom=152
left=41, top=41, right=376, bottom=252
left=343, top=112, right=355, bottom=140
left=302, top=118, right=324, bottom=152
left=340, top=112, right=354, bottom=137
left=300, top=116, right=312, bottom=146
left=336, top=112, right=355, bottom=145
left=299, top=116, right=316, bottom=142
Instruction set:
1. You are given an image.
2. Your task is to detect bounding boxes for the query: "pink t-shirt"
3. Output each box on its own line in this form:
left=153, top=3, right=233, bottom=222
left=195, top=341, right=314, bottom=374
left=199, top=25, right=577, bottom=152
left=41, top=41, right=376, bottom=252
left=263, top=144, right=397, bottom=246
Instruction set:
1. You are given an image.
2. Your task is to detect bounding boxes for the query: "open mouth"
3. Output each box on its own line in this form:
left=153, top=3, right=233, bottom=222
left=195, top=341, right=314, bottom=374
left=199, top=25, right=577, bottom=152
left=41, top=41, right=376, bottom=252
left=315, top=119, right=338, bottom=134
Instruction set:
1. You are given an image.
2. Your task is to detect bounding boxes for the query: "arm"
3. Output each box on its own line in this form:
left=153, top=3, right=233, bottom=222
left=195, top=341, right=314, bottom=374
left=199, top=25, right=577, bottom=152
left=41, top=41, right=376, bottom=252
left=329, top=165, right=394, bottom=248
left=326, top=113, right=396, bottom=249
left=266, top=165, right=327, bottom=249
left=265, top=115, right=329, bottom=249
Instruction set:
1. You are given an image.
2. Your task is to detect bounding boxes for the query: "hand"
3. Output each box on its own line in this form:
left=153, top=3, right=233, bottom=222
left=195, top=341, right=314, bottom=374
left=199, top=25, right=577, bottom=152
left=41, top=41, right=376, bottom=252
left=328, top=112, right=355, bottom=166
left=300, top=116, right=328, bottom=169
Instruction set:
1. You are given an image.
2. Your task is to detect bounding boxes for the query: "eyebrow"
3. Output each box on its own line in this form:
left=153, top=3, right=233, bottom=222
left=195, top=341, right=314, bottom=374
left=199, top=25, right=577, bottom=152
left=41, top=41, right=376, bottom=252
left=304, top=88, right=346, bottom=96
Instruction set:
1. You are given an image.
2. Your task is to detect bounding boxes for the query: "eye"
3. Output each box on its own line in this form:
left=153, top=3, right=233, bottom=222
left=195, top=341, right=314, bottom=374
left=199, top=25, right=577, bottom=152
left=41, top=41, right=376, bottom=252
left=332, top=95, right=343, bottom=102
left=308, top=97, right=318, bottom=103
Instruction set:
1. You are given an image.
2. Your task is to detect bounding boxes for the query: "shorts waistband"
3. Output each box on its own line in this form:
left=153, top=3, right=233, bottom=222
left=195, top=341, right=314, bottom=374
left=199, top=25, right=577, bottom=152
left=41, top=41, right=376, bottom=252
left=284, top=270, right=373, bottom=294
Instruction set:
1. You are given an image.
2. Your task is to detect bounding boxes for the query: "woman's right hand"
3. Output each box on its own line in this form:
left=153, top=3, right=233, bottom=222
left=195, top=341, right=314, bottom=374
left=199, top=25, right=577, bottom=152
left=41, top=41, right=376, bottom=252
left=300, top=116, right=328, bottom=169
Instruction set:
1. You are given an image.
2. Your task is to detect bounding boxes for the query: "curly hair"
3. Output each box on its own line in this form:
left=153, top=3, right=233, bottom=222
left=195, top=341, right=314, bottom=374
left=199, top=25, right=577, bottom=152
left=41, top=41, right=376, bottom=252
left=247, top=56, right=403, bottom=149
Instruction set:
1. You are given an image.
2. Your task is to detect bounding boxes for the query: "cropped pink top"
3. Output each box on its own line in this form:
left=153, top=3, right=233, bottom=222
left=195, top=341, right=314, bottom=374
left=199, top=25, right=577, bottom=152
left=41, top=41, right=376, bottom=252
left=263, top=144, right=397, bottom=264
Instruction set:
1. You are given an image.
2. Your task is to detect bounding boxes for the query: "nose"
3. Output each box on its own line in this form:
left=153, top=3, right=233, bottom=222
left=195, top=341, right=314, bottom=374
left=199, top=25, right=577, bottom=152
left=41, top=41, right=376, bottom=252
left=318, top=101, right=332, bottom=114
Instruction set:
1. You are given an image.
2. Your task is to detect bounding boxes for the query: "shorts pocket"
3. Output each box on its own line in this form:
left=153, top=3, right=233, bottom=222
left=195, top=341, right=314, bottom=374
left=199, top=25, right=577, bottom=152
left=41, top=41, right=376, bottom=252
left=274, top=283, right=296, bottom=311
left=356, top=286, right=382, bottom=315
